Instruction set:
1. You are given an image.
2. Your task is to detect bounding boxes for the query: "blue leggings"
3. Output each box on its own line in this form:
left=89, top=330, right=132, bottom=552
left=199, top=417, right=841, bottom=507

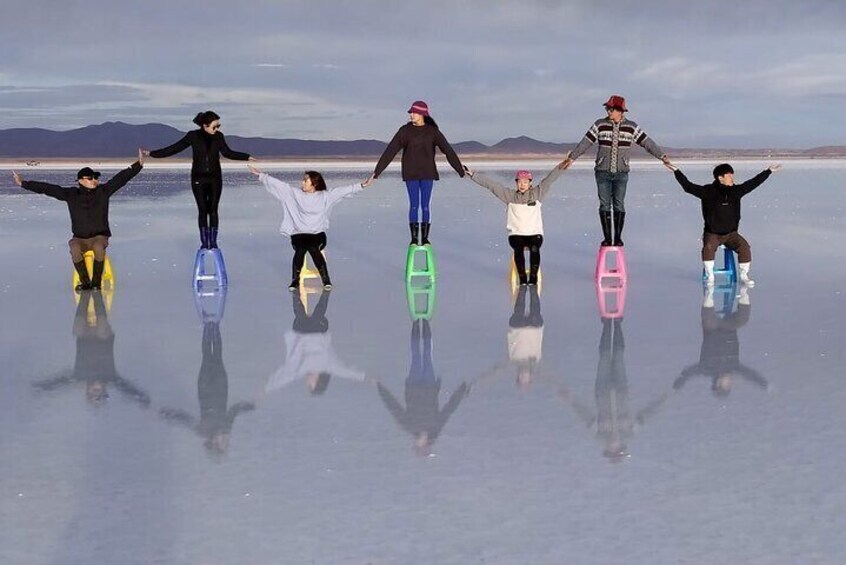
left=405, top=179, right=435, bottom=222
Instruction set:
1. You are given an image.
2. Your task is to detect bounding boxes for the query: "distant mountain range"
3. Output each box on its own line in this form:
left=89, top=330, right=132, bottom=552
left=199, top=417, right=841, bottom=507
left=0, top=121, right=842, bottom=159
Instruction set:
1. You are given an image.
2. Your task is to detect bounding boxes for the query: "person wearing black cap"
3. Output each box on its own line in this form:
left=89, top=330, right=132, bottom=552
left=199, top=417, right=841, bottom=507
left=563, top=95, right=670, bottom=246
left=372, top=100, right=465, bottom=246
left=143, top=111, right=254, bottom=249
left=663, top=159, right=782, bottom=286
left=12, top=150, right=144, bottom=290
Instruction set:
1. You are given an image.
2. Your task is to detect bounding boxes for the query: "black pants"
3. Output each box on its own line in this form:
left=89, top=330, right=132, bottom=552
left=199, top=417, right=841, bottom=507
left=290, top=232, right=328, bottom=278
left=508, top=234, right=543, bottom=275
left=192, top=175, right=223, bottom=230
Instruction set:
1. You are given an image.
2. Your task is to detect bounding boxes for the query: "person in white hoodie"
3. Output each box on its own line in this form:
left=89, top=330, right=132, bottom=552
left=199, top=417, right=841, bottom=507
left=249, top=165, right=375, bottom=290
left=464, top=160, right=567, bottom=285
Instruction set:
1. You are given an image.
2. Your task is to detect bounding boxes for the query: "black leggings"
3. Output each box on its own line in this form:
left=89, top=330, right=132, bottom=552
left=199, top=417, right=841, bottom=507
left=508, top=234, right=543, bottom=275
left=290, top=232, right=328, bottom=277
left=192, top=175, right=223, bottom=230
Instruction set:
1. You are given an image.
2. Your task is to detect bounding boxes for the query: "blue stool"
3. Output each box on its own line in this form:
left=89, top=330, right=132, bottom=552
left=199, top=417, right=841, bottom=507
left=705, top=245, right=737, bottom=284
left=193, top=248, right=228, bottom=293
left=194, top=285, right=227, bottom=322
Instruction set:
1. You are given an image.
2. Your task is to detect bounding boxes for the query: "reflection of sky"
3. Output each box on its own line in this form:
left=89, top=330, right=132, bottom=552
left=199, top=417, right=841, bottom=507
left=1, top=164, right=845, bottom=563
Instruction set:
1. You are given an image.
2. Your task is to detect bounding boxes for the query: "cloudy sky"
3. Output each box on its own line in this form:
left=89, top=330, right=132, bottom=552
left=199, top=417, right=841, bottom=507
left=0, top=0, right=843, bottom=148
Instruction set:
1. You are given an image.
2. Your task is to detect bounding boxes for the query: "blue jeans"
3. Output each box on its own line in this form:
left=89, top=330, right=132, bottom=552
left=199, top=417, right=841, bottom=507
left=595, top=171, right=629, bottom=213
left=405, top=179, right=435, bottom=222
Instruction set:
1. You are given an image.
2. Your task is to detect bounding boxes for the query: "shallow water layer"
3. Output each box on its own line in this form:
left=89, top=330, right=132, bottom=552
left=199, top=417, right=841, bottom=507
left=1, top=162, right=845, bottom=564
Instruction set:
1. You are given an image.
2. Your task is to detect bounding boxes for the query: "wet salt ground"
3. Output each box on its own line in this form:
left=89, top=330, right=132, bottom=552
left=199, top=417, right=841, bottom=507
left=0, top=162, right=845, bottom=564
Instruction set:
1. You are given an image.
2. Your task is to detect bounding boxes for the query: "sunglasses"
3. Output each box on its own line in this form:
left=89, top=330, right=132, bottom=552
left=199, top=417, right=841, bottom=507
left=210, top=124, right=221, bottom=131
left=80, top=176, right=99, bottom=181
left=606, top=107, right=624, bottom=112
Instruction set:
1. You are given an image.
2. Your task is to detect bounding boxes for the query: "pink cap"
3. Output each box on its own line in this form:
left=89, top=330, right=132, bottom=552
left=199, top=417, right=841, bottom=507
left=407, top=100, right=430, bottom=116
left=515, top=170, right=533, bottom=181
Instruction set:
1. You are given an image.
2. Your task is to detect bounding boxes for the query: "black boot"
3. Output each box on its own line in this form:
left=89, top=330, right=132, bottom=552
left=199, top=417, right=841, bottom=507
left=409, top=223, right=420, bottom=246
left=528, top=263, right=539, bottom=286
left=613, top=211, right=625, bottom=246
left=209, top=227, right=219, bottom=249
left=599, top=211, right=613, bottom=246
left=91, top=259, right=105, bottom=290
left=421, top=222, right=431, bottom=245
left=318, top=264, right=332, bottom=290
left=74, top=260, right=92, bottom=291
left=200, top=227, right=209, bottom=249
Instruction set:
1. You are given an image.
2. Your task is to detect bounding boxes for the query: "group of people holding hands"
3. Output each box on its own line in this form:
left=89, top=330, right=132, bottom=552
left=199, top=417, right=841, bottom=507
left=11, top=95, right=781, bottom=291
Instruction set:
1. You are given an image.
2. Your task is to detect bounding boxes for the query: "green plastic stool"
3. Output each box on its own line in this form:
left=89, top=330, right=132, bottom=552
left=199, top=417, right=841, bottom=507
left=406, top=244, right=436, bottom=283
left=406, top=278, right=436, bottom=320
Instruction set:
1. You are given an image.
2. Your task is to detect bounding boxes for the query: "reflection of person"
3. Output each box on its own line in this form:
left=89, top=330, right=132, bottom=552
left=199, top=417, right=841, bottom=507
left=160, top=322, right=254, bottom=458
left=664, top=160, right=782, bottom=286
left=464, top=162, right=567, bottom=285
left=373, top=100, right=465, bottom=246
left=144, top=111, right=253, bottom=249
left=559, top=318, right=667, bottom=461
left=33, top=292, right=151, bottom=407
left=12, top=151, right=144, bottom=290
left=377, top=319, right=468, bottom=456
left=563, top=95, right=669, bottom=247
left=265, top=292, right=366, bottom=394
left=249, top=166, right=374, bottom=291
left=675, top=292, right=767, bottom=397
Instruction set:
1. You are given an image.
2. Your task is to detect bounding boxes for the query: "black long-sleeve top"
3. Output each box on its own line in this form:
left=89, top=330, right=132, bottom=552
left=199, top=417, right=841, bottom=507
left=673, top=169, right=771, bottom=235
left=149, top=129, right=250, bottom=177
left=374, top=123, right=464, bottom=181
left=21, top=162, right=142, bottom=238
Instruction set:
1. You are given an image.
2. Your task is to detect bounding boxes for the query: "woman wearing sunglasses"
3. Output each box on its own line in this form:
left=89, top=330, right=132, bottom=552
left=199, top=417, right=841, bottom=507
left=144, top=111, right=254, bottom=249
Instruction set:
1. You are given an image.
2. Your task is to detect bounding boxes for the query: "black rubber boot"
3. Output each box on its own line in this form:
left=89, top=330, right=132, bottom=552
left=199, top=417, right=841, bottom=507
left=318, top=264, right=332, bottom=290
left=209, top=227, right=219, bottom=249
left=421, top=222, right=431, bottom=245
left=200, top=227, right=209, bottom=249
left=600, top=211, right=613, bottom=246
left=409, top=223, right=420, bottom=246
left=613, top=211, right=625, bottom=247
left=91, top=259, right=105, bottom=290
left=74, top=260, right=92, bottom=291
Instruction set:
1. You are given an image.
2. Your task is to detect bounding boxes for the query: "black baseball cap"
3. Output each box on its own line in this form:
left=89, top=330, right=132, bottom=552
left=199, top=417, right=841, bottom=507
left=77, top=167, right=101, bottom=180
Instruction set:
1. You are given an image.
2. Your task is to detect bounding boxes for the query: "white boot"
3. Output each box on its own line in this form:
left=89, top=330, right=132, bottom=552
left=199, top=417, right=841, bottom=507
left=703, top=260, right=715, bottom=286
left=703, top=285, right=715, bottom=308
left=738, top=285, right=750, bottom=305
left=738, top=262, right=755, bottom=287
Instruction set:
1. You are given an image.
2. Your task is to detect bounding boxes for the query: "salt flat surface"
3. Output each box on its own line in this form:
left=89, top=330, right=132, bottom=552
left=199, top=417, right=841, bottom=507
left=1, top=163, right=844, bottom=564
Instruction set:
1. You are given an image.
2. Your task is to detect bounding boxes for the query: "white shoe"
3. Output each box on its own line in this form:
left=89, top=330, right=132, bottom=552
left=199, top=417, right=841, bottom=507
left=703, top=260, right=715, bottom=286
left=738, top=262, right=755, bottom=287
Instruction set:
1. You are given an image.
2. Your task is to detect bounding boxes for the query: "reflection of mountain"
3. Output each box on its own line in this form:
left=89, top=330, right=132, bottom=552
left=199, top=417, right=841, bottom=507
left=675, top=291, right=768, bottom=396
left=32, top=291, right=150, bottom=407
left=266, top=292, right=365, bottom=394
left=160, top=321, right=254, bottom=458
left=377, top=319, right=467, bottom=456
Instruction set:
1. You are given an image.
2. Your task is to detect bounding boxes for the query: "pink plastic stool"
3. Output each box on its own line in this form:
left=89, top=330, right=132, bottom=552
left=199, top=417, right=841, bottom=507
left=595, top=246, right=628, bottom=284
left=596, top=281, right=627, bottom=319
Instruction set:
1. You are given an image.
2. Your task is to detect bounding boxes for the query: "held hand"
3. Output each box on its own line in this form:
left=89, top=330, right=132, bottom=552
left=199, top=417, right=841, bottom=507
left=248, top=156, right=257, bottom=162
left=361, top=174, right=375, bottom=188
left=137, top=147, right=145, bottom=165
left=662, top=159, right=678, bottom=172
left=12, top=171, right=22, bottom=187
left=768, top=163, right=783, bottom=173
left=560, top=157, right=574, bottom=170
left=463, top=165, right=474, bottom=177
left=141, top=149, right=151, bottom=157
left=247, top=164, right=262, bottom=177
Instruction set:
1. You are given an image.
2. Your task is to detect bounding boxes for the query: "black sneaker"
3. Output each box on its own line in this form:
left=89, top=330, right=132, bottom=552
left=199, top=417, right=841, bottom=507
left=75, top=282, right=92, bottom=292
left=527, top=274, right=538, bottom=286
left=288, top=280, right=299, bottom=292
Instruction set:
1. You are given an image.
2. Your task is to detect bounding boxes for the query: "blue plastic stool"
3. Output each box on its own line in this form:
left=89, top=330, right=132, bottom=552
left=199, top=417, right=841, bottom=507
left=193, top=248, right=228, bottom=293
left=194, top=285, right=227, bottom=323
left=705, top=245, right=737, bottom=284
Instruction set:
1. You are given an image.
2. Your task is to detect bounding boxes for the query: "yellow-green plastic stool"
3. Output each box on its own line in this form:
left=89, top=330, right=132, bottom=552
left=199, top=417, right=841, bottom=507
left=72, top=251, right=114, bottom=290
left=406, top=245, right=436, bottom=283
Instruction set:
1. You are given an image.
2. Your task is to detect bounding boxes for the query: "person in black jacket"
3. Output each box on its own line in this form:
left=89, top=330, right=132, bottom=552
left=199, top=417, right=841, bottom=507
left=372, top=100, right=465, bottom=246
left=12, top=151, right=144, bottom=290
left=143, top=111, right=254, bottom=249
left=664, top=160, right=782, bottom=286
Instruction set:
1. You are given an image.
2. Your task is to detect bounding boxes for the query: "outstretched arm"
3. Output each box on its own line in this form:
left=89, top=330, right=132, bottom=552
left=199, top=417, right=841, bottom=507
left=672, top=169, right=707, bottom=198
left=18, top=176, right=70, bottom=201
left=736, top=165, right=779, bottom=197
left=102, top=158, right=143, bottom=196
left=147, top=133, right=191, bottom=159
left=254, top=168, right=295, bottom=202
left=633, top=124, right=666, bottom=161
left=434, top=129, right=465, bottom=177
left=373, top=128, right=405, bottom=178
left=465, top=169, right=516, bottom=204
left=535, top=160, right=569, bottom=200
left=567, top=122, right=600, bottom=162
left=219, top=133, right=251, bottom=161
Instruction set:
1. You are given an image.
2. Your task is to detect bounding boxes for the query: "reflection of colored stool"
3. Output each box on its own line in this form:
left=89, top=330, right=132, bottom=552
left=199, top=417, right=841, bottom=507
left=406, top=278, right=436, bottom=320
left=509, top=259, right=542, bottom=294
left=595, top=246, right=627, bottom=285
left=72, top=251, right=115, bottom=290
left=73, top=287, right=114, bottom=315
left=714, top=281, right=738, bottom=319
left=406, top=245, right=436, bottom=284
left=193, top=248, right=228, bottom=293
left=300, top=250, right=327, bottom=283
left=596, top=281, right=627, bottom=319
left=194, top=286, right=227, bottom=323
left=706, top=245, right=737, bottom=284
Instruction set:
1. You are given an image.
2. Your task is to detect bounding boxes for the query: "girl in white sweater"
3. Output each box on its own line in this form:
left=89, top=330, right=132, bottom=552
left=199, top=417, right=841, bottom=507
left=249, top=165, right=374, bottom=290
left=464, top=161, right=567, bottom=285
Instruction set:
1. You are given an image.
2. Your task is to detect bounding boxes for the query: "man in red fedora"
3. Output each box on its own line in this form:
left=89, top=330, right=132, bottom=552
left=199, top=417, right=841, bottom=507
left=563, top=95, right=670, bottom=246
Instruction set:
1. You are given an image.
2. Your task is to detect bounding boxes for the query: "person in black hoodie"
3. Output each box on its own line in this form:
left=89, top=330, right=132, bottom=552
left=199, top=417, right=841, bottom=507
left=664, top=159, right=782, bottom=286
left=143, top=111, right=253, bottom=249
left=372, top=100, right=465, bottom=246
left=12, top=151, right=144, bottom=290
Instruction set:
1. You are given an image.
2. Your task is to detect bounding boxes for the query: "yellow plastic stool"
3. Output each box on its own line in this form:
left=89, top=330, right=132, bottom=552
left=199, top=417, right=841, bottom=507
left=72, top=251, right=115, bottom=290
left=509, top=258, right=542, bottom=294
left=300, top=250, right=327, bottom=283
